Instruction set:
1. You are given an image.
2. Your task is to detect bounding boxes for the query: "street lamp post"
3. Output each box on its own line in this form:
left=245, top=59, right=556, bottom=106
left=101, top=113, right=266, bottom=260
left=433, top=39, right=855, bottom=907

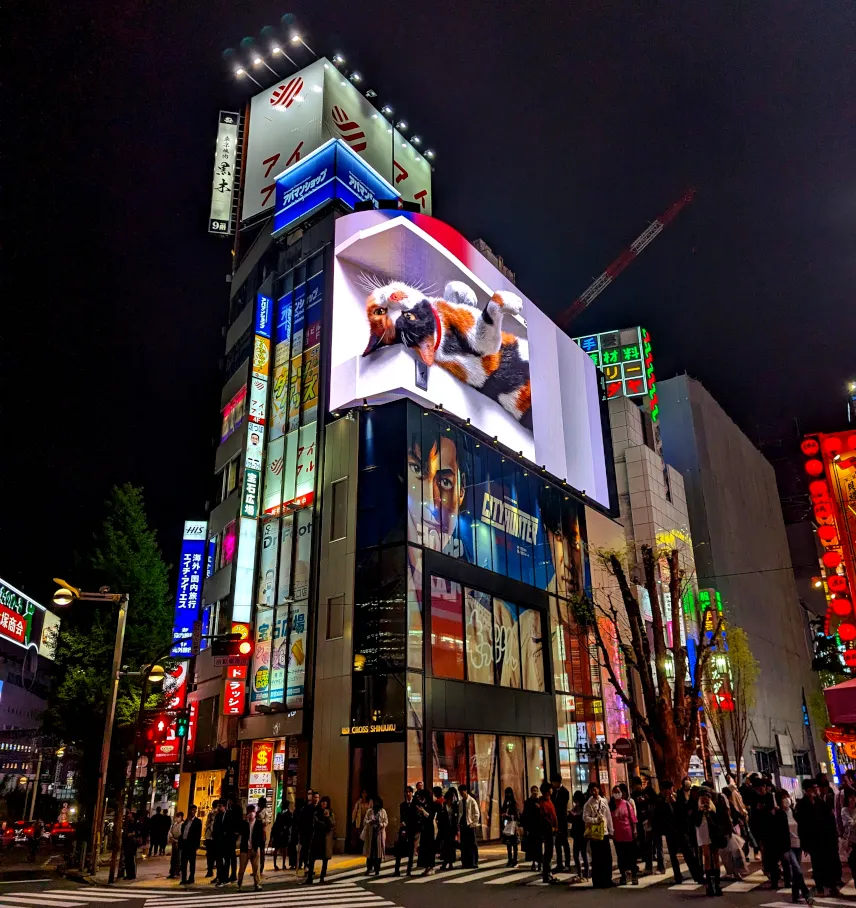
left=53, top=580, right=129, bottom=877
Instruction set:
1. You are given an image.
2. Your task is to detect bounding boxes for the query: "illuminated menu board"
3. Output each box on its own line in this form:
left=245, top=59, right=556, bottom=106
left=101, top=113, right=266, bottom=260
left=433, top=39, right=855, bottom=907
left=574, top=326, right=655, bottom=410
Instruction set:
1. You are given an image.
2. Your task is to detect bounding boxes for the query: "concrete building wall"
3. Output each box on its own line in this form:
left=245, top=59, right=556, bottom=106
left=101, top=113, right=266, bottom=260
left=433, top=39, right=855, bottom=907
left=657, top=375, right=824, bottom=779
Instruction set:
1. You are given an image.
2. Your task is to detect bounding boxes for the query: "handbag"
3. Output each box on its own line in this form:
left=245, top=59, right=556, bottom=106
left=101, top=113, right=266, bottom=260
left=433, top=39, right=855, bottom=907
left=502, top=819, right=518, bottom=838
left=585, top=819, right=605, bottom=841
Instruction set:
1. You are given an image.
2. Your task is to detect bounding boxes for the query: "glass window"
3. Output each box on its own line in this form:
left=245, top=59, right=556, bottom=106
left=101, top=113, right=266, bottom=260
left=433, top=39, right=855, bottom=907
left=432, top=732, right=467, bottom=790
left=525, top=737, right=546, bottom=792
left=430, top=578, right=464, bottom=680
left=326, top=595, right=344, bottom=640
left=499, top=737, right=526, bottom=811
left=407, top=729, right=424, bottom=788
left=469, top=733, right=500, bottom=839
left=220, top=521, right=237, bottom=568
left=464, top=589, right=494, bottom=684
left=406, top=671, right=423, bottom=729
left=407, top=547, right=423, bottom=670
left=330, top=478, right=348, bottom=541
left=220, top=386, right=247, bottom=442
left=519, top=605, right=545, bottom=692
left=493, top=598, right=521, bottom=688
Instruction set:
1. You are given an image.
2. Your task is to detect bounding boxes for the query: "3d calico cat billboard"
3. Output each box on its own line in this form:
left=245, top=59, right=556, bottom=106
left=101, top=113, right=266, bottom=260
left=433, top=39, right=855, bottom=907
left=329, top=210, right=611, bottom=508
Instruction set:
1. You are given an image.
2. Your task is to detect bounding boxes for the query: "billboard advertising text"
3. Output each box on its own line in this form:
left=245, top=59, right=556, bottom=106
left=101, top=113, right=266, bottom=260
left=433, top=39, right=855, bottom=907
left=330, top=211, right=610, bottom=508
left=171, top=521, right=207, bottom=656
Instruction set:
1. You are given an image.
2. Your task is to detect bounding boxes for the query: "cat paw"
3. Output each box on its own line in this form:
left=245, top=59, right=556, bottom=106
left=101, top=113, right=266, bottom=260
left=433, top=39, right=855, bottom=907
left=490, top=291, right=522, bottom=316
left=444, top=280, right=478, bottom=308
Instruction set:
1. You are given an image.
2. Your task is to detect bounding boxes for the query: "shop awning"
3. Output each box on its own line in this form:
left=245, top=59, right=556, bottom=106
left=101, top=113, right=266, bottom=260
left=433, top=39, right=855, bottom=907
left=824, top=678, right=856, bottom=726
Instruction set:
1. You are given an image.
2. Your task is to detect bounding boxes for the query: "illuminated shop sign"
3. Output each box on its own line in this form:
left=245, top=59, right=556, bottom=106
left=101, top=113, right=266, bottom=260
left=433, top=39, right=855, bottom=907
left=208, top=110, right=239, bottom=235
left=171, top=520, right=207, bottom=656
left=330, top=210, right=610, bottom=508
left=272, top=139, right=400, bottom=238
left=0, top=578, right=59, bottom=660
left=341, top=723, right=399, bottom=735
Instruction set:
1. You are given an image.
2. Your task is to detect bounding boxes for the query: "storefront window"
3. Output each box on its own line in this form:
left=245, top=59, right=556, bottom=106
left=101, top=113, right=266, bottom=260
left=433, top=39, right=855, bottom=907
left=469, top=733, right=500, bottom=839
left=407, top=729, right=424, bottom=788
left=499, top=736, right=526, bottom=807
left=432, top=731, right=467, bottom=790
left=407, top=547, right=423, bottom=669
left=464, top=589, right=494, bottom=684
left=494, top=597, right=521, bottom=688
left=406, top=671, right=423, bottom=729
left=525, top=736, right=547, bottom=793
left=430, top=579, right=464, bottom=680
left=519, top=605, right=545, bottom=692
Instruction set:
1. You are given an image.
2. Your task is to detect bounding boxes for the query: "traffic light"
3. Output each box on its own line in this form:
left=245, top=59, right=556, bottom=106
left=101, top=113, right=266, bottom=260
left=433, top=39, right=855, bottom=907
left=211, top=633, right=254, bottom=659
left=175, top=712, right=190, bottom=738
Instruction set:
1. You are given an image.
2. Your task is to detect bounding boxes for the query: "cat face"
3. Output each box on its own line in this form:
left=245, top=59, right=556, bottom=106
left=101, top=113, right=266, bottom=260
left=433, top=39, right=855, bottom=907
left=362, top=282, right=421, bottom=356
left=396, top=299, right=438, bottom=365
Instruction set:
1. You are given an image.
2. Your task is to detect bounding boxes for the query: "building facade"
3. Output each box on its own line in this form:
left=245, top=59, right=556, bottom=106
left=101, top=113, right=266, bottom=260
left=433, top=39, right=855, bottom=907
left=657, top=375, right=824, bottom=787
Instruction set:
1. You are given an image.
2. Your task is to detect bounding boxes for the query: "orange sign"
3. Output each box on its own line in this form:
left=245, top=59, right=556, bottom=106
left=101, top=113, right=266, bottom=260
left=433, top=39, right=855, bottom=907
left=251, top=741, right=274, bottom=774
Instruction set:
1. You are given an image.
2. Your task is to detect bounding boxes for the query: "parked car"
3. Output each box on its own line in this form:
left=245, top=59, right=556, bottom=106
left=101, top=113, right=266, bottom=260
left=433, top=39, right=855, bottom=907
left=50, top=822, right=74, bottom=845
left=13, top=821, right=35, bottom=844
left=2, top=825, right=16, bottom=848
left=40, top=822, right=53, bottom=842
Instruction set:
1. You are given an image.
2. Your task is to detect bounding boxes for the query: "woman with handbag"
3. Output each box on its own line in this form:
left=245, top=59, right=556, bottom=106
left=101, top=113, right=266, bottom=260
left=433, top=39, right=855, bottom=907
left=583, top=783, right=614, bottom=888
left=362, top=798, right=388, bottom=876
left=522, top=785, right=543, bottom=871
left=500, top=788, right=520, bottom=867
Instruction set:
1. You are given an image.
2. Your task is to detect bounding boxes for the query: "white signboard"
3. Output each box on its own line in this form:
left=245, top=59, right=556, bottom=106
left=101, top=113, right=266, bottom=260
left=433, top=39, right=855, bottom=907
left=241, top=58, right=432, bottom=222
left=209, top=111, right=240, bottom=235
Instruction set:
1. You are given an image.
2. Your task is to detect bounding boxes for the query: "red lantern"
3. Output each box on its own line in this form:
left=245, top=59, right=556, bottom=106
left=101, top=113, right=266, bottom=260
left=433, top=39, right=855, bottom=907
left=838, top=622, right=856, bottom=642
left=815, top=502, right=834, bottom=521
left=823, top=436, right=843, bottom=457
left=805, top=459, right=824, bottom=477
left=844, top=649, right=856, bottom=668
left=801, top=438, right=820, bottom=457
left=848, top=435, right=856, bottom=451
left=818, top=525, right=839, bottom=545
left=823, top=551, right=843, bottom=568
left=832, top=599, right=853, bottom=616
left=829, top=575, right=848, bottom=594
left=810, top=479, right=830, bottom=500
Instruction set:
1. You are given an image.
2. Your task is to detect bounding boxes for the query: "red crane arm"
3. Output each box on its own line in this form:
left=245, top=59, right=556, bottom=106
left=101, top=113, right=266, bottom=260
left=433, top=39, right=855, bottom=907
left=557, top=188, right=696, bottom=329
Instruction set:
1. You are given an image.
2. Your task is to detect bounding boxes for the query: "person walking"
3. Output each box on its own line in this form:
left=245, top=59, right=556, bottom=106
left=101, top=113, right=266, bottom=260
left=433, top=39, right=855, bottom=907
left=569, top=790, right=589, bottom=881
left=795, top=778, right=842, bottom=897
left=394, top=786, right=419, bottom=877
left=438, top=788, right=458, bottom=871
left=255, top=797, right=270, bottom=876
left=298, top=791, right=317, bottom=872
left=306, top=795, right=335, bottom=884
left=500, top=787, right=520, bottom=867
left=287, top=800, right=301, bottom=872
left=362, top=797, right=388, bottom=876
left=236, top=804, right=263, bottom=891
left=583, top=784, right=614, bottom=889
left=539, top=783, right=560, bottom=884
left=522, top=785, right=543, bottom=871
left=223, top=801, right=242, bottom=884
left=203, top=802, right=218, bottom=878
left=458, top=785, right=481, bottom=869
left=550, top=773, right=571, bottom=873
left=416, top=787, right=438, bottom=875
left=179, top=804, right=202, bottom=885
left=841, top=790, right=856, bottom=885
left=270, top=803, right=293, bottom=870
left=611, top=784, right=638, bottom=885
left=693, top=786, right=729, bottom=896
left=778, top=791, right=814, bottom=905
left=211, top=800, right=227, bottom=885
left=122, top=810, right=141, bottom=881
left=657, top=780, right=702, bottom=884
left=168, top=811, right=184, bottom=880
left=351, top=790, right=373, bottom=853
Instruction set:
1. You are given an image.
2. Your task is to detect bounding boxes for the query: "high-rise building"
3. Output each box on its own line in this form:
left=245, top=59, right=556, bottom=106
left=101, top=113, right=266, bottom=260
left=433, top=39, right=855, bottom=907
left=657, top=375, right=825, bottom=786
left=180, top=59, right=621, bottom=844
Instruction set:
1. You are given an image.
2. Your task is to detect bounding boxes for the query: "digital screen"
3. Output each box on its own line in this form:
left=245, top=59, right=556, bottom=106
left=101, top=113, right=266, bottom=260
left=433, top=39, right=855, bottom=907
left=329, top=210, right=610, bottom=508
left=170, top=520, right=207, bottom=656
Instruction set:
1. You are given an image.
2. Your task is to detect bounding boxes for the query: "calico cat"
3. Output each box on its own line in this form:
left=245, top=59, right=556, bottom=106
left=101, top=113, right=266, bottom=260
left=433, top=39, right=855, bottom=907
left=362, top=279, right=532, bottom=428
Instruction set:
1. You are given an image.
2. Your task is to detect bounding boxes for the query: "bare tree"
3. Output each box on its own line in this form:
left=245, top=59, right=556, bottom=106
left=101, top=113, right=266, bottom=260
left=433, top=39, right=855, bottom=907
left=573, top=543, right=723, bottom=783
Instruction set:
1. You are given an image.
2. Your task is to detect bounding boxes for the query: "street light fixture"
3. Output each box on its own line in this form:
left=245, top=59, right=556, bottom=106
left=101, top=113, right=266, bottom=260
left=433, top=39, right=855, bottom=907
left=52, top=578, right=129, bottom=876
left=271, top=45, right=297, bottom=66
left=235, top=67, right=263, bottom=88
left=292, top=34, right=316, bottom=56
left=253, top=55, right=280, bottom=78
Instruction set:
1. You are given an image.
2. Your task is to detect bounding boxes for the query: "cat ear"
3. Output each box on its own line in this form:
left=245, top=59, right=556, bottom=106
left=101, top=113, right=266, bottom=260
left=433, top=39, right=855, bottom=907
left=416, top=339, right=435, bottom=367
left=444, top=280, right=478, bottom=308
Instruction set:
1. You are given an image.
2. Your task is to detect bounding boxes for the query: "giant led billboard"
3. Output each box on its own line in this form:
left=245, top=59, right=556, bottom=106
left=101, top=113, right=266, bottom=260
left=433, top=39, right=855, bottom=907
left=329, top=210, right=610, bottom=508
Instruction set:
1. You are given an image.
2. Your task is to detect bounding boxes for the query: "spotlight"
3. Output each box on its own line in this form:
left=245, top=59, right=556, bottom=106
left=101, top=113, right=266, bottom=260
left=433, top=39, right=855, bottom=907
left=235, top=67, right=245, bottom=75
left=235, top=67, right=263, bottom=88
left=365, top=88, right=378, bottom=98
left=425, top=149, right=435, bottom=159
left=350, top=71, right=362, bottom=82
left=333, top=53, right=346, bottom=65
left=381, top=105, right=394, bottom=116
left=813, top=579, right=823, bottom=589
left=253, top=57, right=262, bottom=65
left=411, top=136, right=422, bottom=145
left=271, top=45, right=297, bottom=65
left=834, top=453, right=842, bottom=462
left=396, top=120, right=408, bottom=131
left=292, top=33, right=316, bottom=55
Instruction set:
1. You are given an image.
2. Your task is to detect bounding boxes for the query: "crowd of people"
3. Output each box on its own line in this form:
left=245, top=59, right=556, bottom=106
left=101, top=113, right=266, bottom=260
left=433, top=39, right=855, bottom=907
left=110, top=766, right=855, bottom=898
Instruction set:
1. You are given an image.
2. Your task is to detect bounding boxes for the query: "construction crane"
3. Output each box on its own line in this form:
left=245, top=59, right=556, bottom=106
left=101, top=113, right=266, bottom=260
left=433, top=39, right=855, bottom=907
left=556, top=188, right=696, bottom=329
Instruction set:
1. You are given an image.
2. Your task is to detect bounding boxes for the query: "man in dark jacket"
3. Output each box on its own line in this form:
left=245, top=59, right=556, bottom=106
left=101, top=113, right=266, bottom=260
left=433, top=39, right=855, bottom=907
left=211, top=801, right=227, bottom=885
left=550, top=773, right=571, bottom=872
left=795, top=779, right=842, bottom=897
left=394, top=786, right=420, bottom=876
left=298, top=791, right=318, bottom=871
left=237, top=804, right=265, bottom=891
left=179, top=805, right=203, bottom=885
left=656, top=780, right=702, bottom=884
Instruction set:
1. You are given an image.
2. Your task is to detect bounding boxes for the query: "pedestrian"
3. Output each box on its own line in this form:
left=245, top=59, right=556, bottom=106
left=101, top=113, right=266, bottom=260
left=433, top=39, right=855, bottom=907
left=416, top=786, right=438, bottom=875
left=438, top=788, right=457, bottom=871
left=179, top=804, right=202, bottom=885
left=362, top=797, right=388, bottom=876
left=168, top=811, right=184, bottom=879
left=237, top=804, right=263, bottom=891
left=351, top=790, right=373, bottom=853
left=287, top=799, right=302, bottom=871
left=122, top=810, right=141, bottom=881
left=148, top=807, right=161, bottom=857
left=835, top=770, right=856, bottom=835
left=224, top=801, right=242, bottom=883
left=28, top=818, right=42, bottom=863
left=693, top=786, right=729, bottom=896
left=256, top=797, right=270, bottom=876
left=270, top=802, right=293, bottom=870
left=841, top=790, right=856, bottom=882
left=569, top=790, right=589, bottom=881
left=550, top=772, right=571, bottom=873
left=611, top=783, right=638, bottom=885
left=539, top=783, right=560, bottom=884
left=522, top=784, right=543, bottom=870
left=779, top=791, right=813, bottom=905
left=458, top=784, right=481, bottom=869
left=203, top=801, right=218, bottom=877
left=394, top=786, right=419, bottom=877
left=500, top=787, right=520, bottom=867
left=795, top=778, right=842, bottom=897
left=657, top=780, right=702, bottom=884
left=583, top=783, right=614, bottom=888
left=298, top=790, right=317, bottom=871
left=211, top=800, right=227, bottom=885
left=306, top=795, right=335, bottom=884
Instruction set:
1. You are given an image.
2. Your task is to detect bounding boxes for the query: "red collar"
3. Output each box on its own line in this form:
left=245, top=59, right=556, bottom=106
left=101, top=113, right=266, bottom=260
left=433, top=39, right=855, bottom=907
left=431, top=305, right=442, bottom=352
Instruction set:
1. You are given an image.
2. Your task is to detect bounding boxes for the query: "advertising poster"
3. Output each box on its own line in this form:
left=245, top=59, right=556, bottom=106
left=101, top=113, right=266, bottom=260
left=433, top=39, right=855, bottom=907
left=208, top=110, right=239, bottom=235
left=277, top=515, right=294, bottom=603
left=170, top=521, right=207, bottom=656
left=0, top=578, right=55, bottom=659
left=329, top=211, right=609, bottom=508
left=301, top=346, right=320, bottom=421
left=304, top=271, right=324, bottom=349
left=286, top=354, right=303, bottom=432
left=293, top=509, right=313, bottom=601
left=249, top=740, right=274, bottom=787
left=270, top=366, right=290, bottom=440
left=295, top=423, right=317, bottom=502
left=270, top=607, right=288, bottom=703
left=262, top=437, right=285, bottom=515
left=256, top=519, right=279, bottom=604
left=251, top=609, right=273, bottom=706
left=286, top=602, right=308, bottom=708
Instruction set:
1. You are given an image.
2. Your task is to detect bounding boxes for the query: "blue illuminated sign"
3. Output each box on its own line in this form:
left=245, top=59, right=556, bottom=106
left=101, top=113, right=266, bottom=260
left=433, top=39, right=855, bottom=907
left=273, top=139, right=400, bottom=238
left=255, top=292, right=272, bottom=340
left=171, top=520, right=208, bottom=657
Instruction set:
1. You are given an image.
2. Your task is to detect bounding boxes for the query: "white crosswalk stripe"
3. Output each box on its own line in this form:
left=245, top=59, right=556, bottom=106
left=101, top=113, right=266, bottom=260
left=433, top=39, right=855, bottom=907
left=446, top=865, right=529, bottom=883
left=484, top=870, right=540, bottom=885
left=366, top=857, right=508, bottom=884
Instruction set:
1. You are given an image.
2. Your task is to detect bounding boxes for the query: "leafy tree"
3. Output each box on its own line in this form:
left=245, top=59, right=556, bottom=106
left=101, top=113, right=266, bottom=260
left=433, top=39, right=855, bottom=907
left=43, top=484, right=172, bottom=824
left=573, top=543, right=722, bottom=783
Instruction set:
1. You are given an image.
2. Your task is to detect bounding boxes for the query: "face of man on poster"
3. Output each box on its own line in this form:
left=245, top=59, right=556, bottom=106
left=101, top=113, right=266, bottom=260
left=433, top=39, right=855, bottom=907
left=407, top=432, right=467, bottom=558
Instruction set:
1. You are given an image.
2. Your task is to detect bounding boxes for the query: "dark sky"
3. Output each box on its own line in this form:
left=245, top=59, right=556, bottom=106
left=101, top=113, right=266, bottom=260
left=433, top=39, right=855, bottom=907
left=6, top=1, right=855, bottom=602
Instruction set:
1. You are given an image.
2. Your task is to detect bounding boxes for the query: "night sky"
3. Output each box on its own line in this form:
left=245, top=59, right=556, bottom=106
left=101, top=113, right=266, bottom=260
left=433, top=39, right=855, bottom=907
left=6, top=1, right=855, bottom=602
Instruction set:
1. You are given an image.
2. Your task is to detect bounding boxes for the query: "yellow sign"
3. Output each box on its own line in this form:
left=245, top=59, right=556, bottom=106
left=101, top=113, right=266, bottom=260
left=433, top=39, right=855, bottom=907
left=341, top=723, right=398, bottom=736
